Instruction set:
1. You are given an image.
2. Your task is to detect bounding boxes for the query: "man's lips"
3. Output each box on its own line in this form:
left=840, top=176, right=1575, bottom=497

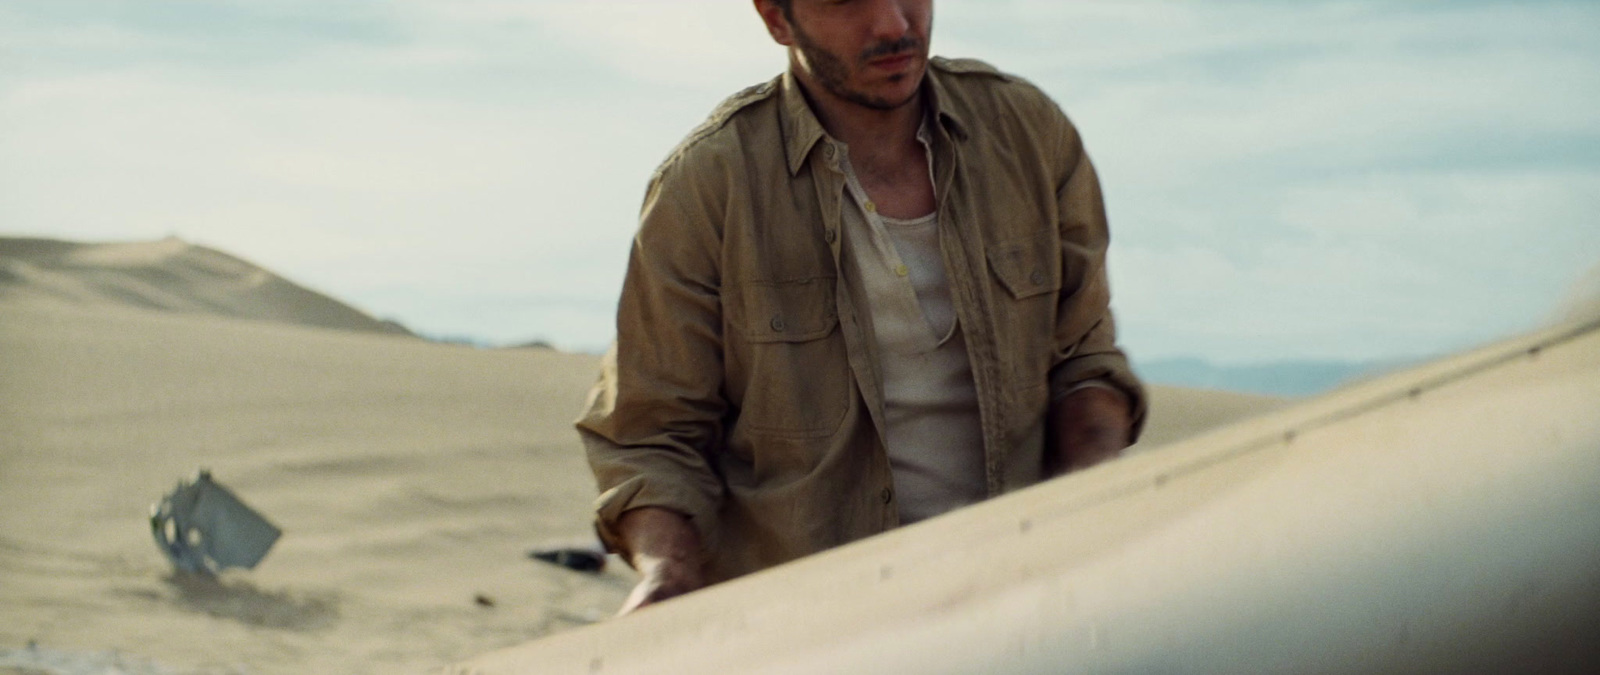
left=868, top=53, right=917, bottom=71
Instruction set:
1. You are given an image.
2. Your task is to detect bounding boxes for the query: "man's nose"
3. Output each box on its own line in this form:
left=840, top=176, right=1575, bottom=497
left=865, top=0, right=914, bottom=42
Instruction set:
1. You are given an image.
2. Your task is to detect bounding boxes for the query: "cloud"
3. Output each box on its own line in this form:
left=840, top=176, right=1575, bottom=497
left=1111, top=168, right=1600, bottom=361
left=3, top=0, right=1597, bottom=357
left=947, top=0, right=1600, bottom=361
left=0, top=65, right=661, bottom=348
left=393, top=0, right=783, bottom=92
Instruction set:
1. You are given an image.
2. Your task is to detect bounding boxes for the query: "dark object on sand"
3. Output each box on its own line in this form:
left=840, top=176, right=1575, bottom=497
left=150, top=469, right=282, bottom=575
left=528, top=546, right=606, bottom=573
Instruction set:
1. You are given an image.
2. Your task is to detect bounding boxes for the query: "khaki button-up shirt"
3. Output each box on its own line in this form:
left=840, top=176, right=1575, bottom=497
left=577, top=57, right=1146, bottom=584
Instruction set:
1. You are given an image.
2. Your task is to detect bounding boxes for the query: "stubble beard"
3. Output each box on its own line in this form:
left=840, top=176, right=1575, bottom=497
left=792, top=22, right=924, bottom=112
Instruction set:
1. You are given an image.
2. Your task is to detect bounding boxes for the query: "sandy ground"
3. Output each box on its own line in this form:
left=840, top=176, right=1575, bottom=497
left=1558, top=263, right=1600, bottom=325
left=0, top=238, right=1283, bottom=674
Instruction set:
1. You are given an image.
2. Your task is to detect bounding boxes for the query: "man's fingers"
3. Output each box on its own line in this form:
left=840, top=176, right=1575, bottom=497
left=616, top=580, right=661, bottom=616
left=615, top=585, right=677, bottom=615
left=616, top=567, right=703, bottom=616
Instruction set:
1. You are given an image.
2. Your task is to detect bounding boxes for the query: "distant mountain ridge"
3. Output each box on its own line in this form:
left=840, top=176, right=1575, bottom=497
left=1134, top=356, right=1414, bottom=397
left=0, top=236, right=411, bottom=336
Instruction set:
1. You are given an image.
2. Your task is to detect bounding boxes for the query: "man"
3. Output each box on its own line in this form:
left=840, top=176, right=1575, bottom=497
left=576, top=0, right=1145, bottom=615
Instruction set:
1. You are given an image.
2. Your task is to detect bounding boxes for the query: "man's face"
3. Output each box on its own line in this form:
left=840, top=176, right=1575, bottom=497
left=772, top=0, right=933, bottom=111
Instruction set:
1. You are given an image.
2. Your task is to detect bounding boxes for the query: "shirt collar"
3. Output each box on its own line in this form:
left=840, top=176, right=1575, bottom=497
left=780, top=63, right=969, bottom=177
left=780, top=70, right=828, bottom=177
left=922, top=61, right=970, bottom=142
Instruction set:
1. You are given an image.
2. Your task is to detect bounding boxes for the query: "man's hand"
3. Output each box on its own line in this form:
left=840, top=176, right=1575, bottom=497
left=614, top=506, right=707, bottom=616
left=1047, top=385, right=1134, bottom=477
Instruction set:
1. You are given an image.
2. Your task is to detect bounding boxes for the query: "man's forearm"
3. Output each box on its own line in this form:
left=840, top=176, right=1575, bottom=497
left=1047, top=385, right=1134, bottom=476
left=617, top=506, right=703, bottom=567
left=613, top=506, right=708, bottom=614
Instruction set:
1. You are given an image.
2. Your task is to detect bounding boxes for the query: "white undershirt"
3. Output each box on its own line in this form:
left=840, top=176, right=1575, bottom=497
left=833, top=128, right=987, bottom=524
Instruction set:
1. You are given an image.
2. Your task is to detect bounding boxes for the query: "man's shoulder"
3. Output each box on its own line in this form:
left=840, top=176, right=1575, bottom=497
left=689, top=76, right=784, bottom=147
left=650, top=76, right=783, bottom=186
left=929, top=56, right=1070, bottom=139
left=928, top=56, right=1050, bottom=99
left=929, top=56, right=1015, bottom=80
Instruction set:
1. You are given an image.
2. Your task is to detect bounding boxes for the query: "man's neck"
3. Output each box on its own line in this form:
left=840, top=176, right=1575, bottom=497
left=792, top=69, right=924, bottom=174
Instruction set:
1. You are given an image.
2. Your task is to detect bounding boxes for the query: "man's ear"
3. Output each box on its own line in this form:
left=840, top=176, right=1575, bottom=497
left=753, top=0, right=796, bottom=47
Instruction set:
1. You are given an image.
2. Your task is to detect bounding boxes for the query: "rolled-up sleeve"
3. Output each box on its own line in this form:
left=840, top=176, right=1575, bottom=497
left=1045, top=108, right=1148, bottom=441
left=576, top=162, right=729, bottom=554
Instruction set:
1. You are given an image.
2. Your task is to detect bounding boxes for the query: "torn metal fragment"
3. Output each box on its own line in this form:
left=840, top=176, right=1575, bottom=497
left=150, top=469, right=281, bottom=575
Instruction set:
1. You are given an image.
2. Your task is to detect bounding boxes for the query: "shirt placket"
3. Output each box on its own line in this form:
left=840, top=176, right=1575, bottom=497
left=812, top=138, right=899, bottom=530
left=929, top=126, right=1009, bottom=498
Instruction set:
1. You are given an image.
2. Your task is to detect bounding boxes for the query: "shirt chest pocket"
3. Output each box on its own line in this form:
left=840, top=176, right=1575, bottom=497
left=726, top=277, right=850, bottom=438
left=987, top=233, right=1061, bottom=300
left=986, top=232, right=1063, bottom=389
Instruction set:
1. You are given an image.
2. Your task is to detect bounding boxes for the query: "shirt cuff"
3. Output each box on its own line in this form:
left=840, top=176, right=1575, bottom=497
left=1049, top=353, right=1148, bottom=443
left=1061, top=377, right=1119, bottom=397
left=592, top=475, right=722, bottom=562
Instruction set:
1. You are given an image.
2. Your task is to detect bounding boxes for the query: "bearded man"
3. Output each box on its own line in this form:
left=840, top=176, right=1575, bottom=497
left=577, top=0, right=1146, bottom=614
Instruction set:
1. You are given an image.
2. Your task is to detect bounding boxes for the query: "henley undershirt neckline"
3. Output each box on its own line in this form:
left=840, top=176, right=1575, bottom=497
left=830, top=124, right=988, bottom=524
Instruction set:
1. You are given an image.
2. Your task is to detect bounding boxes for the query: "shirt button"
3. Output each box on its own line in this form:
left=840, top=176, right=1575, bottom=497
left=864, top=201, right=877, bottom=214
left=824, top=228, right=837, bottom=243
left=895, top=264, right=909, bottom=277
left=881, top=487, right=893, bottom=504
left=1030, top=269, right=1047, bottom=286
left=770, top=316, right=786, bottom=332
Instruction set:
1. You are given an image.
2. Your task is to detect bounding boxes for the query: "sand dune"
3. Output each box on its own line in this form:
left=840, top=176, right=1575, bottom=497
left=1557, top=263, right=1600, bottom=325
left=0, top=237, right=410, bottom=336
left=0, top=237, right=1283, bottom=673
left=0, top=296, right=634, bottom=674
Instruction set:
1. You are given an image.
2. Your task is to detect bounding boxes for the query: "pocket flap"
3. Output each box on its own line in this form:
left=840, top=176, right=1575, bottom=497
left=732, top=277, right=838, bottom=343
left=987, top=234, right=1060, bottom=300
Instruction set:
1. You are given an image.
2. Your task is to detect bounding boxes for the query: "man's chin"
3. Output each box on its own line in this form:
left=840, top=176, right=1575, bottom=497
left=882, top=63, right=929, bottom=106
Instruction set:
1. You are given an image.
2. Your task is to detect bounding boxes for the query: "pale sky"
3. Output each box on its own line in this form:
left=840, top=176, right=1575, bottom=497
left=3, top=0, right=1597, bottom=362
